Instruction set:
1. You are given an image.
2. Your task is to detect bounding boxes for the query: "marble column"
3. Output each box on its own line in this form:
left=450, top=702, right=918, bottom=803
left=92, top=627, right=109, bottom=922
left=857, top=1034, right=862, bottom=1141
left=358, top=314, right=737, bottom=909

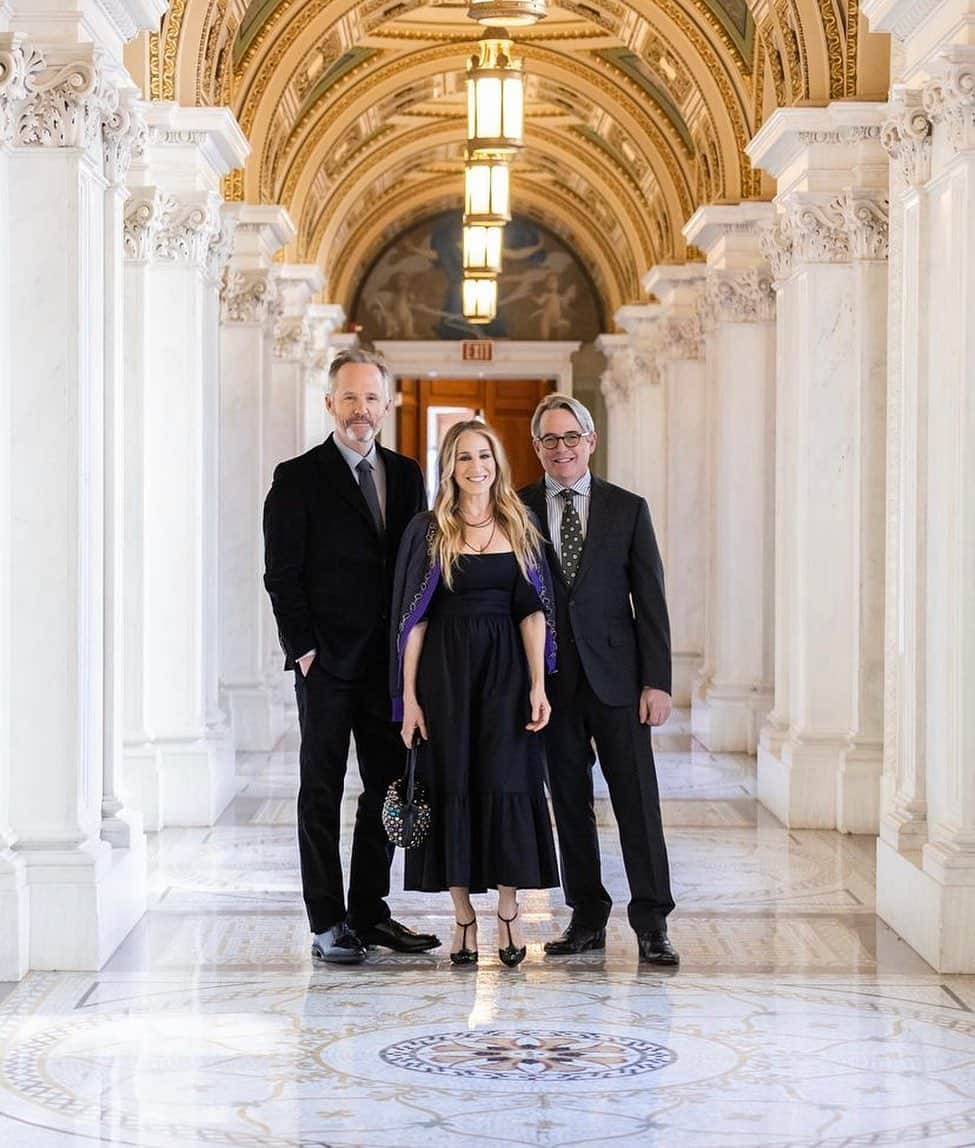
left=262, top=263, right=324, bottom=731
left=0, top=21, right=28, bottom=981
left=683, top=204, right=776, bottom=754
left=596, top=334, right=634, bottom=489
left=748, top=105, right=890, bottom=832
left=122, top=101, right=248, bottom=829
left=216, top=207, right=292, bottom=752
left=865, top=0, right=975, bottom=971
left=303, top=303, right=344, bottom=452
left=614, top=305, right=668, bottom=554
left=643, top=265, right=708, bottom=707
left=2, top=0, right=164, bottom=972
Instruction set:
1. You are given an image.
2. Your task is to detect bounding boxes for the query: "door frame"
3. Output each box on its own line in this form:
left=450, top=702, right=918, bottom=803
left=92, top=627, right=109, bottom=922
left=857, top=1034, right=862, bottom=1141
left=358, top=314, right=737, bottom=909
left=374, top=339, right=580, bottom=449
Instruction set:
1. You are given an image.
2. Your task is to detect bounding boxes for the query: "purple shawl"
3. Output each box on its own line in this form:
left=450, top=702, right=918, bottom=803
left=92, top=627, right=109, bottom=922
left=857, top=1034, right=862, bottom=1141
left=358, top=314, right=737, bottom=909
left=389, top=512, right=558, bottom=721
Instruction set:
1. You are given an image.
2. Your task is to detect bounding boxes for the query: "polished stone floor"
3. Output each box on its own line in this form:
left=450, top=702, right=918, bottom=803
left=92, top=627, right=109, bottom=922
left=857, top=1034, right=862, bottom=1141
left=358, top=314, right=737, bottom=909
left=2, top=711, right=975, bottom=1147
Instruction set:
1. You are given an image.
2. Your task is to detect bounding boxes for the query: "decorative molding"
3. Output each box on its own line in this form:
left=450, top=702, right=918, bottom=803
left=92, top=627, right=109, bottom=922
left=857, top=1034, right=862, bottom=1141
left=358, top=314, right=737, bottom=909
left=0, top=36, right=42, bottom=145
left=796, top=126, right=882, bottom=147
left=205, top=209, right=239, bottom=285
left=102, top=91, right=147, bottom=188
left=759, top=215, right=794, bottom=282
left=787, top=198, right=849, bottom=264
left=881, top=90, right=932, bottom=188
left=154, top=193, right=221, bottom=267
left=922, top=50, right=975, bottom=155
left=17, top=53, right=117, bottom=151
left=274, top=316, right=310, bottom=361
left=220, top=267, right=279, bottom=324
left=838, top=191, right=889, bottom=261
left=658, top=314, right=704, bottom=361
left=703, top=268, right=776, bottom=324
left=123, top=188, right=175, bottom=262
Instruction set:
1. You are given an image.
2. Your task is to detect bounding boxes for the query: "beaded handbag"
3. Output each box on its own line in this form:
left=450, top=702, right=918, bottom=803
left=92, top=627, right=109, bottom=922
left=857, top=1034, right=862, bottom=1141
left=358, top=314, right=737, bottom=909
left=382, top=737, right=432, bottom=849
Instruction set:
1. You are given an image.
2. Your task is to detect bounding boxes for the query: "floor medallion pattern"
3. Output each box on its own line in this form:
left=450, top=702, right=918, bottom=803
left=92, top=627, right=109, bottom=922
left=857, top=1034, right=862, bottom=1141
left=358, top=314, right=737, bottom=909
left=378, top=1028, right=677, bottom=1080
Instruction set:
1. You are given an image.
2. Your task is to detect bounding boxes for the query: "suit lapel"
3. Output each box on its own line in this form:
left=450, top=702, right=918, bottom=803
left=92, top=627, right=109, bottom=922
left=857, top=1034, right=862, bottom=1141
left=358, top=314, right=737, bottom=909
left=316, top=435, right=381, bottom=535
left=523, top=481, right=567, bottom=588
left=572, top=476, right=610, bottom=589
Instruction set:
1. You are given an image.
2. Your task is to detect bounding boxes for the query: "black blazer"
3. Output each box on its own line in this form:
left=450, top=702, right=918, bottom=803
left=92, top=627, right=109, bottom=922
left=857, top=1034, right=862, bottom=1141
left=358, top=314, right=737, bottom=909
left=263, top=434, right=426, bottom=677
left=520, top=477, right=671, bottom=706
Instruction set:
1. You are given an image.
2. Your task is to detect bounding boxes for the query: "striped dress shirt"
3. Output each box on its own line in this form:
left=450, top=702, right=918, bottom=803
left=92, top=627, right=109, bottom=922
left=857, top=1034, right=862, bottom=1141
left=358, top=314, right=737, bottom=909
left=544, top=471, right=592, bottom=565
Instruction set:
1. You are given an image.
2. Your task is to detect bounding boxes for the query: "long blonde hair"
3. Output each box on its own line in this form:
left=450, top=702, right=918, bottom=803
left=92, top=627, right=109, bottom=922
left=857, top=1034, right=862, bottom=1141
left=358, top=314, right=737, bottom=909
left=433, top=420, right=540, bottom=589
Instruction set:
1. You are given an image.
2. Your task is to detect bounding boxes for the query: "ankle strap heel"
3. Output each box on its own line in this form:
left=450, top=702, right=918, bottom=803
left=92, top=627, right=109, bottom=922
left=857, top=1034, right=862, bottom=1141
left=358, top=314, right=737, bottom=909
left=450, top=919, right=478, bottom=966
left=498, top=909, right=527, bottom=968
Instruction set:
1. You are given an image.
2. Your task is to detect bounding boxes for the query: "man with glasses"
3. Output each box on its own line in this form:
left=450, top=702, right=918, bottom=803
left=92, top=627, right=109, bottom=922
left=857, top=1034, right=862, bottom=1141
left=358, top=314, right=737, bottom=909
left=520, top=394, right=678, bottom=965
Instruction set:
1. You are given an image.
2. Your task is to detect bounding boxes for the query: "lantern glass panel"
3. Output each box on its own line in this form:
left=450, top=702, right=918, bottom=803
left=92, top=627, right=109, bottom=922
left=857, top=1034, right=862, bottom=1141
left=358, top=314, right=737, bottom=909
left=463, top=224, right=504, bottom=274
left=463, top=277, right=498, bottom=322
left=502, top=75, right=524, bottom=142
left=474, top=76, right=503, bottom=140
left=464, top=159, right=510, bottom=221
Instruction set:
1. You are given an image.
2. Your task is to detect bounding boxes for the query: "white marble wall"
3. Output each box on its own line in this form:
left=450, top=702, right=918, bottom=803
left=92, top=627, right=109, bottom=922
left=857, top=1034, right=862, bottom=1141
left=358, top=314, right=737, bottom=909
left=122, top=102, right=247, bottom=829
left=865, top=0, right=975, bottom=971
left=303, top=303, right=344, bottom=452
left=0, top=0, right=164, bottom=973
left=217, top=207, right=292, bottom=752
left=683, top=204, right=776, bottom=754
left=748, top=106, right=890, bottom=833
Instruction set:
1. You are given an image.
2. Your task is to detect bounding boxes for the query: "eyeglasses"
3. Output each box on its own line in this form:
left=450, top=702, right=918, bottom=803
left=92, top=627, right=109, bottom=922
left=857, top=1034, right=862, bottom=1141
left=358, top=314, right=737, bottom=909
left=536, top=432, right=590, bottom=451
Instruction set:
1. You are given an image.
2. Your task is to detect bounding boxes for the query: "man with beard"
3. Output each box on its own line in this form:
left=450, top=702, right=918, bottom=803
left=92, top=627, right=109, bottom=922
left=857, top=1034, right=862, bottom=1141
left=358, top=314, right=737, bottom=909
left=263, top=349, right=439, bottom=964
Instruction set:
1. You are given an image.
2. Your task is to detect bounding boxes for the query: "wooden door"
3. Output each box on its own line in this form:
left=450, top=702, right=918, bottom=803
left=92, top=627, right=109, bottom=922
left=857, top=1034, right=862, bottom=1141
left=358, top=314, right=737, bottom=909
left=396, top=377, right=555, bottom=493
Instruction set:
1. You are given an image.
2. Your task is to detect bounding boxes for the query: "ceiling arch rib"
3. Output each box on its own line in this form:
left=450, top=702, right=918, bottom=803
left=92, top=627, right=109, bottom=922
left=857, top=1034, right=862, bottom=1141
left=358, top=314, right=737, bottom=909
left=299, top=123, right=656, bottom=298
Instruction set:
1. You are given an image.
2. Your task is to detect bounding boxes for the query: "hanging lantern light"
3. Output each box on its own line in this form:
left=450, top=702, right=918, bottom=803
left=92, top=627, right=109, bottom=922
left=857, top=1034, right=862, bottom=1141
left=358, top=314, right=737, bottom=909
left=467, top=29, right=524, bottom=153
left=467, top=1, right=548, bottom=25
left=463, top=276, right=498, bottom=324
left=463, top=223, right=505, bottom=276
left=464, top=153, right=511, bottom=225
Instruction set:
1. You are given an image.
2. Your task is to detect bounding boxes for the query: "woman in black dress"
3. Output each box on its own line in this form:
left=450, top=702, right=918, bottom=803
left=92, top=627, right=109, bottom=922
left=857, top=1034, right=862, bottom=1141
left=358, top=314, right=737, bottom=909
left=390, top=421, right=559, bottom=966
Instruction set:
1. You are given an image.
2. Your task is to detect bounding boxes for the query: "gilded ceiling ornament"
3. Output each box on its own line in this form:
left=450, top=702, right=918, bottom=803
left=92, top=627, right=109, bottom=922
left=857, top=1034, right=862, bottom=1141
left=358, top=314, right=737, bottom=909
left=467, top=1, right=549, bottom=26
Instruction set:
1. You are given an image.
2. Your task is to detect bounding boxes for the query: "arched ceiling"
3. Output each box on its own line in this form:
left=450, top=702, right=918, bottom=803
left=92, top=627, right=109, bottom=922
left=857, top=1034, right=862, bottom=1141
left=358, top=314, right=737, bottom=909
left=138, top=0, right=889, bottom=318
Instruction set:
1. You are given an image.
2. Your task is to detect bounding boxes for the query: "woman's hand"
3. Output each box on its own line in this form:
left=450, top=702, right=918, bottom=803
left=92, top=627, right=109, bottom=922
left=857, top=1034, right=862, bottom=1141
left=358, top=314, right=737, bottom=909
left=401, top=697, right=428, bottom=747
left=526, top=684, right=551, bottom=732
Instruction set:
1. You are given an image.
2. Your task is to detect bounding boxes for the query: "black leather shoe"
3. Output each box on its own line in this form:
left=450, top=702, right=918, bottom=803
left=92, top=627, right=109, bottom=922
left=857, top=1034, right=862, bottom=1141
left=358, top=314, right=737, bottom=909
left=637, top=929, right=679, bottom=966
left=543, top=923, right=606, bottom=955
left=355, top=918, right=441, bottom=953
left=311, top=922, right=367, bottom=965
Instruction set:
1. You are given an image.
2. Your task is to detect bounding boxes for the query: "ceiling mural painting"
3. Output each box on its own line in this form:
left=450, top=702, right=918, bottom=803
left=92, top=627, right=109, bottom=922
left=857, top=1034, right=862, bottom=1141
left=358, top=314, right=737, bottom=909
left=136, top=0, right=889, bottom=321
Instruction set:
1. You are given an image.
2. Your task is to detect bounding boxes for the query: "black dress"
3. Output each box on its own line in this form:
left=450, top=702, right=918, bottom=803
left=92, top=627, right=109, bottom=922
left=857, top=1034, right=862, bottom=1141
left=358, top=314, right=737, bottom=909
left=405, top=552, right=560, bottom=893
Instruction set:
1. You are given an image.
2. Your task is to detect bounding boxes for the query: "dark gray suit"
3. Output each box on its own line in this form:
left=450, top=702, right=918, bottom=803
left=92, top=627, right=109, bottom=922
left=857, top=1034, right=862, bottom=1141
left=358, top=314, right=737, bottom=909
left=521, top=476, right=675, bottom=932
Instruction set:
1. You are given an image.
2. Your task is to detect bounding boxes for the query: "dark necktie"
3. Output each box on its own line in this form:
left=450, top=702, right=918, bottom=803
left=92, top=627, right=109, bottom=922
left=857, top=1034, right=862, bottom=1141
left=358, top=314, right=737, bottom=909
left=356, top=457, right=384, bottom=534
left=559, top=488, right=584, bottom=585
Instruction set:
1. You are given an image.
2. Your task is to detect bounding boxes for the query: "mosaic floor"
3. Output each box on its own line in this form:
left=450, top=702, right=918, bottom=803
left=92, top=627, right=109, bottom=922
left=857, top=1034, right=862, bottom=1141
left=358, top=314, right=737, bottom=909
left=2, top=711, right=974, bottom=1147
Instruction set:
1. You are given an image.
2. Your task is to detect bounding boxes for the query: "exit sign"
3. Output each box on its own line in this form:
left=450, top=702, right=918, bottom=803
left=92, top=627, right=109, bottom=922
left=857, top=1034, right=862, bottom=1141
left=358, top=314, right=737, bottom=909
left=462, top=341, right=493, bottom=362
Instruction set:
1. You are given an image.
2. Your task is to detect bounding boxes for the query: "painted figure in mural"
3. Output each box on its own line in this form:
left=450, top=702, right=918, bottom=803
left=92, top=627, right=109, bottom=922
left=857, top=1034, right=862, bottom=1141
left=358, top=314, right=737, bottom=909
left=535, top=271, right=574, bottom=339
left=390, top=421, right=559, bottom=967
left=520, top=394, right=680, bottom=966
left=263, top=349, right=440, bottom=964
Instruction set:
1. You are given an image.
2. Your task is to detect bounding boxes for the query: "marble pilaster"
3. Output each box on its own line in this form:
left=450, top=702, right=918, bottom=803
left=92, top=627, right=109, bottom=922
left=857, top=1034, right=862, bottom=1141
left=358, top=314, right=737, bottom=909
left=748, top=105, right=890, bottom=833
left=122, top=101, right=248, bottom=829
left=642, top=265, right=708, bottom=707
left=683, top=204, right=776, bottom=754
left=303, top=303, right=344, bottom=452
left=2, top=0, right=164, bottom=973
left=216, top=207, right=292, bottom=753
left=865, top=0, right=975, bottom=970
left=596, top=333, right=634, bottom=490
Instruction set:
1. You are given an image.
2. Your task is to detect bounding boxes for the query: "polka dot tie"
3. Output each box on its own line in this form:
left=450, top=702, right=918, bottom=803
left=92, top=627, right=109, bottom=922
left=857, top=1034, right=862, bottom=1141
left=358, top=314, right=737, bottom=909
left=559, top=488, right=584, bottom=586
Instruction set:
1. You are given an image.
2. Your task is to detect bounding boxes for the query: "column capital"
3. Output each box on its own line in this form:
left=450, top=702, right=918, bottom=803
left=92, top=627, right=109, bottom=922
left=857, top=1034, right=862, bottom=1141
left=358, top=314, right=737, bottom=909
left=123, top=184, right=170, bottom=261
left=643, top=262, right=707, bottom=307
left=922, top=46, right=975, bottom=153
left=613, top=302, right=663, bottom=342
left=220, top=265, right=279, bottom=324
left=102, top=84, right=145, bottom=187
left=882, top=86, right=933, bottom=187
left=307, top=302, right=345, bottom=342
left=702, top=267, right=776, bottom=326
left=153, top=190, right=222, bottom=269
left=10, top=2, right=167, bottom=64
left=12, top=43, right=117, bottom=153
left=274, top=262, right=325, bottom=316
left=205, top=202, right=239, bottom=285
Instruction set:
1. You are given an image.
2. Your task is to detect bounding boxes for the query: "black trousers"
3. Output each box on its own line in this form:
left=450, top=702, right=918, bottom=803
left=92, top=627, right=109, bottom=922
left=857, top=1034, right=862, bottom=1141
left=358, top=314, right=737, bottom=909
left=544, top=669, right=675, bottom=933
left=293, top=656, right=405, bottom=934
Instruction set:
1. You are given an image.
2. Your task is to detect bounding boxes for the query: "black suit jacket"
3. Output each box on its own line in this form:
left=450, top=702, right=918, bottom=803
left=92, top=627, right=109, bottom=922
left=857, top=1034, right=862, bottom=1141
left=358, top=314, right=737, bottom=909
left=520, top=477, right=671, bottom=706
left=263, top=435, right=427, bottom=677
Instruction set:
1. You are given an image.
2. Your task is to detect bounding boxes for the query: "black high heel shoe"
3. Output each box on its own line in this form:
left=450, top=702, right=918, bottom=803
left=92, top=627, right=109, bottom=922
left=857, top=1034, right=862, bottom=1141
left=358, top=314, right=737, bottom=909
left=450, top=919, right=478, bottom=966
left=498, top=909, right=527, bottom=968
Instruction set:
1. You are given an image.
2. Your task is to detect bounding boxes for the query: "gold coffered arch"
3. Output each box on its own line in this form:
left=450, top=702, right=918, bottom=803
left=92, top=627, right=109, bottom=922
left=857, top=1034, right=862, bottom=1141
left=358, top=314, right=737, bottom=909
left=136, top=0, right=890, bottom=317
